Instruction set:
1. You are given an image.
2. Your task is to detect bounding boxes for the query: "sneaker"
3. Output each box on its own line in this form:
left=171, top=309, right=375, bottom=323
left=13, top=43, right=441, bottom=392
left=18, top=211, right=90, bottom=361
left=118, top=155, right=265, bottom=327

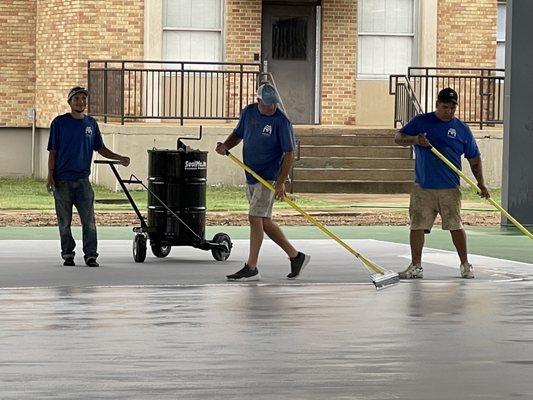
left=287, top=252, right=311, bottom=279
left=460, top=262, right=475, bottom=279
left=63, top=257, right=75, bottom=267
left=85, top=258, right=99, bottom=267
left=226, top=264, right=260, bottom=281
left=398, top=263, right=423, bottom=279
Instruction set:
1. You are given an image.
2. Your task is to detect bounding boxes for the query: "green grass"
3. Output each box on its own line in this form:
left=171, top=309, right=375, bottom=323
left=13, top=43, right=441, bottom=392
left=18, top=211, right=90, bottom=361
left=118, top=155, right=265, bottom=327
left=0, top=178, right=339, bottom=211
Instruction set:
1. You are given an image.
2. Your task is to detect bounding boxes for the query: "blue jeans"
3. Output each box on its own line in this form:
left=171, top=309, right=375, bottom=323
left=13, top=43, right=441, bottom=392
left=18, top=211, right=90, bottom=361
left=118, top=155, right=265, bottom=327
left=53, top=178, right=98, bottom=261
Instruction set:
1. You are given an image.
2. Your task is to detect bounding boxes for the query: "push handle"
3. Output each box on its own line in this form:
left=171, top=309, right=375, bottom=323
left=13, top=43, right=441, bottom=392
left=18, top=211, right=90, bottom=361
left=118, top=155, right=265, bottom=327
left=428, top=144, right=533, bottom=240
left=94, top=160, right=122, bottom=165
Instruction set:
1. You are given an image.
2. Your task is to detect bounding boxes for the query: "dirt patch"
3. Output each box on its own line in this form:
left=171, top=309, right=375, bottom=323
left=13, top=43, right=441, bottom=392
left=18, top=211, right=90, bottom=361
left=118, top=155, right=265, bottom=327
left=0, top=209, right=500, bottom=227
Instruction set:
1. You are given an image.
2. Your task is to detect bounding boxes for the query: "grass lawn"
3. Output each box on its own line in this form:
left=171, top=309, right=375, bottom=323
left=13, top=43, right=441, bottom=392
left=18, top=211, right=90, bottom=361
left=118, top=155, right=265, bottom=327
left=0, top=178, right=343, bottom=211
left=0, top=177, right=501, bottom=212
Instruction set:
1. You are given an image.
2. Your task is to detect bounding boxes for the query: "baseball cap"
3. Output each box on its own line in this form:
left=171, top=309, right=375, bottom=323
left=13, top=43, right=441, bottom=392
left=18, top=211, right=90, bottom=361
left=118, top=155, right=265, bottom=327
left=68, top=86, right=89, bottom=102
left=437, top=88, right=458, bottom=104
left=257, top=83, right=281, bottom=105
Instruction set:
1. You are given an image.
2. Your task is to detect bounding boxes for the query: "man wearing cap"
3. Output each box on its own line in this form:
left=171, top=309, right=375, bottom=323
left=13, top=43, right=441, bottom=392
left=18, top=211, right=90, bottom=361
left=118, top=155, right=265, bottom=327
left=394, top=87, right=490, bottom=279
left=47, top=86, right=130, bottom=267
left=215, top=82, right=310, bottom=281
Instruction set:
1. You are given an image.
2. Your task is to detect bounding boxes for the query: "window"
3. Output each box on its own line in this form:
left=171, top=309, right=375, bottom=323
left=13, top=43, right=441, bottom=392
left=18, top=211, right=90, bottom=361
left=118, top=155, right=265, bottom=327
left=496, top=1, right=506, bottom=69
left=272, top=17, right=308, bottom=60
left=357, top=0, right=416, bottom=79
left=163, top=0, right=223, bottom=63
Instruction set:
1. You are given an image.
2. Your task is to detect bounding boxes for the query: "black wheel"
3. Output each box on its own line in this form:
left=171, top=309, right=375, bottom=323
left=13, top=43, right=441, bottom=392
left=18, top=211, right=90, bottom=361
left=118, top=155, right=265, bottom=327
left=133, top=234, right=147, bottom=263
left=211, top=232, right=232, bottom=261
left=151, top=244, right=171, bottom=258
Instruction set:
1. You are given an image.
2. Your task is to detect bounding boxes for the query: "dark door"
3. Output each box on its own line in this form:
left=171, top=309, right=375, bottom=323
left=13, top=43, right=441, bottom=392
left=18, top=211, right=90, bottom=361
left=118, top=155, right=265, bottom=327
left=262, top=4, right=317, bottom=124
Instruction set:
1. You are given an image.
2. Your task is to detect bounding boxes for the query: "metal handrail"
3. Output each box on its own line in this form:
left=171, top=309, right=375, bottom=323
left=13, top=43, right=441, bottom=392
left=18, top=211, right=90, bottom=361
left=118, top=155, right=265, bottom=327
left=390, top=66, right=505, bottom=129
left=87, top=60, right=261, bottom=125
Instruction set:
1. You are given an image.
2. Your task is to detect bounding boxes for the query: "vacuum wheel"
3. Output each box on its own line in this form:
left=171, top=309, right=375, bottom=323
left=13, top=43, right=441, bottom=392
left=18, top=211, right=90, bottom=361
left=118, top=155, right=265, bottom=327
left=133, top=234, right=147, bottom=263
left=151, top=244, right=172, bottom=258
left=211, top=232, right=232, bottom=261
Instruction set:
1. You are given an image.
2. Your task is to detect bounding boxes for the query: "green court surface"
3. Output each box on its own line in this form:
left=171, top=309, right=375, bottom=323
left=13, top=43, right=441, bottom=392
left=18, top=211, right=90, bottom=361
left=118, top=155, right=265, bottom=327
left=1, top=225, right=531, bottom=264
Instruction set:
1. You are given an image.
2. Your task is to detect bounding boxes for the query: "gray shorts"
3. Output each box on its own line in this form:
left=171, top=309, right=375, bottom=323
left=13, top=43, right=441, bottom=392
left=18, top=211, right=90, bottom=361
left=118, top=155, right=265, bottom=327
left=409, top=183, right=463, bottom=231
left=245, top=182, right=275, bottom=218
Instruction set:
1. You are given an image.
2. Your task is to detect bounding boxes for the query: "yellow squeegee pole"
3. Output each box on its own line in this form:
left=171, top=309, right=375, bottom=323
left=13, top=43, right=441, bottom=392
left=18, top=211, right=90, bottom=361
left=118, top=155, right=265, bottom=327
left=226, top=152, right=385, bottom=275
left=429, top=146, right=533, bottom=240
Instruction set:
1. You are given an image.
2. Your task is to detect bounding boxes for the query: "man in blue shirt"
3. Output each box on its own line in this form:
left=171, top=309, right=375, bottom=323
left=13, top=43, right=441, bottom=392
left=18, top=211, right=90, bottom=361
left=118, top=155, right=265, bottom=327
left=47, top=86, right=130, bottom=267
left=395, top=88, right=490, bottom=279
left=216, top=83, right=310, bottom=281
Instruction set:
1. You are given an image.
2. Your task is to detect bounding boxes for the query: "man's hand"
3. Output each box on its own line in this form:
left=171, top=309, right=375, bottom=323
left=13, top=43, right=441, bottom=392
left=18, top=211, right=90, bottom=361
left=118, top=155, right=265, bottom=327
left=416, top=133, right=431, bottom=147
left=215, top=142, right=229, bottom=155
left=46, top=176, right=55, bottom=194
left=274, top=181, right=286, bottom=200
left=119, top=156, right=130, bottom=167
left=477, top=183, right=490, bottom=199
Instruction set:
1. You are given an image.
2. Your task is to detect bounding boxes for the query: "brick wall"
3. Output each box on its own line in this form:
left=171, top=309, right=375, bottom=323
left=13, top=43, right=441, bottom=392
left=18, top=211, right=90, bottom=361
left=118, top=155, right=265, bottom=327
left=35, top=0, right=144, bottom=127
left=225, top=0, right=261, bottom=64
left=0, top=1, right=36, bottom=127
left=321, top=0, right=357, bottom=125
left=224, top=0, right=261, bottom=117
left=437, top=0, right=497, bottom=68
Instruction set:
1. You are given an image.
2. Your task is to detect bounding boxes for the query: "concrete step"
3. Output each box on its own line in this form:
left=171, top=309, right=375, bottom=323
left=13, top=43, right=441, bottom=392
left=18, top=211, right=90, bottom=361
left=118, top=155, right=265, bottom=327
left=291, top=180, right=413, bottom=194
left=295, top=157, right=414, bottom=169
left=298, top=135, right=395, bottom=146
left=300, top=145, right=411, bottom=158
left=293, top=168, right=414, bottom=181
left=294, top=127, right=397, bottom=136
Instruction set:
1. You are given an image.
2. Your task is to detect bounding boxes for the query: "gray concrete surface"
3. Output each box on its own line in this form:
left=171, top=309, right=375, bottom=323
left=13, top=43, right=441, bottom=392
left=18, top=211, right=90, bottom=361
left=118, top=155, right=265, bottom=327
left=1, top=239, right=532, bottom=399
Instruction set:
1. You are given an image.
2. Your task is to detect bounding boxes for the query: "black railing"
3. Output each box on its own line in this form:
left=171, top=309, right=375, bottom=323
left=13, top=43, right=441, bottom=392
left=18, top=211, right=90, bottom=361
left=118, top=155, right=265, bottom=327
left=88, top=60, right=261, bottom=125
left=390, top=67, right=505, bottom=129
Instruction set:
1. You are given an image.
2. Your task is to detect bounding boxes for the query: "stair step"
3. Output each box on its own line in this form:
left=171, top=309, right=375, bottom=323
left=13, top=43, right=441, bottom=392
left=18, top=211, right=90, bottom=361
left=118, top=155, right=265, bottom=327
left=292, top=180, right=413, bottom=194
left=298, top=135, right=395, bottom=146
left=293, top=168, right=414, bottom=181
left=295, top=157, right=414, bottom=169
left=300, top=145, right=411, bottom=158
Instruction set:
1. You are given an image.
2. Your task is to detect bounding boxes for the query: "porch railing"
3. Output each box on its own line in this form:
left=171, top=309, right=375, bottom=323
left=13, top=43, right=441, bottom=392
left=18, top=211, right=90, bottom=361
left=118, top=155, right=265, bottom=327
left=389, top=67, right=505, bottom=129
left=87, top=60, right=261, bottom=125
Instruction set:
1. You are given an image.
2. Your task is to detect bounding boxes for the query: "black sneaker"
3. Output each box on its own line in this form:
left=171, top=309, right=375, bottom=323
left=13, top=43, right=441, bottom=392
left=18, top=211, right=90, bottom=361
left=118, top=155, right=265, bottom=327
left=226, top=264, right=260, bottom=281
left=287, top=252, right=310, bottom=279
left=63, top=257, right=75, bottom=267
left=85, top=258, right=99, bottom=267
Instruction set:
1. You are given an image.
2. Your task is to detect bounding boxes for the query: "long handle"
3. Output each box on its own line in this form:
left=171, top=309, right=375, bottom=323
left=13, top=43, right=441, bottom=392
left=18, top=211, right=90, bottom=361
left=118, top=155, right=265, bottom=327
left=429, top=145, right=533, bottom=240
left=226, top=152, right=386, bottom=275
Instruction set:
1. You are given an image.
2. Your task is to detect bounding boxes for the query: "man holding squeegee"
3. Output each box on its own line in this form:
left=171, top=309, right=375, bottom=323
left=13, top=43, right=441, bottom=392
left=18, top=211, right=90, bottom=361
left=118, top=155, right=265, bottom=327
left=216, top=82, right=310, bottom=281
left=394, top=87, right=490, bottom=279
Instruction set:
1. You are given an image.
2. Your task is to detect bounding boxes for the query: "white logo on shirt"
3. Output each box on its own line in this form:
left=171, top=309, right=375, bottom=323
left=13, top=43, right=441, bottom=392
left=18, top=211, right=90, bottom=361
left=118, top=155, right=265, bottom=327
left=447, top=128, right=457, bottom=138
left=85, top=126, right=93, bottom=136
left=262, top=124, right=272, bottom=136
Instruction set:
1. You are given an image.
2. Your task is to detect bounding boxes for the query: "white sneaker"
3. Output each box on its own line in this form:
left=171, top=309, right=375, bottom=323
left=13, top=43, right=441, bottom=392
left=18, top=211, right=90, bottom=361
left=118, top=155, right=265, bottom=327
left=460, top=262, right=475, bottom=279
left=398, top=263, right=423, bottom=279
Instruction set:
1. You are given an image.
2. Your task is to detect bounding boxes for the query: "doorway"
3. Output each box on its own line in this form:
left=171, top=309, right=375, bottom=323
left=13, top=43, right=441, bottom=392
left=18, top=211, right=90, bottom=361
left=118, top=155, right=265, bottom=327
left=261, top=2, right=319, bottom=124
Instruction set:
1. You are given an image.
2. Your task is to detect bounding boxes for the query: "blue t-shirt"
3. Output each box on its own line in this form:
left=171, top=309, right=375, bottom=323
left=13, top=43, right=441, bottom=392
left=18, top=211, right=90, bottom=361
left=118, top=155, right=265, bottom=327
left=401, top=112, right=480, bottom=189
left=47, top=113, right=104, bottom=180
left=233, top=104, right=295, bottom=184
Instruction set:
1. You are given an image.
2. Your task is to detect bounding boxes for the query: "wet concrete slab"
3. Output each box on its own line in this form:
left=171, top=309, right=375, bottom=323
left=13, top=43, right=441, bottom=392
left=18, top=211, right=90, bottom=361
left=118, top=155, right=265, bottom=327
left=1, top=239, right=532, bottom=398
left=0, top=239, right=529, bottom=288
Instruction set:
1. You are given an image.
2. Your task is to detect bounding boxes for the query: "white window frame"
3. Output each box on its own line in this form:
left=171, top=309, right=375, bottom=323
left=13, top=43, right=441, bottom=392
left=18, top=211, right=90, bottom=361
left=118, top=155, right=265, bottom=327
left=162, top=0, right=225, bottom=63
left=356, top=0, right=418, bottom=80
left=496, top=1, right=506, bottom=70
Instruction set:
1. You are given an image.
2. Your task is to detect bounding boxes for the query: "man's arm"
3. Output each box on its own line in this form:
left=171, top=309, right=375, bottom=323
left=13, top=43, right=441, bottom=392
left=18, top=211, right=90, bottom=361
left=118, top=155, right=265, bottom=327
left=274, top=151, right=294, bottom=200
left=394, top=131, right=430, bottom=147
left=97, top=145, right=130, bottom=166
left=215, top=132, right=242, bottom=155
left=467, top=156, right=490, bottom=198
left=46, top=150, right=56, bottom=192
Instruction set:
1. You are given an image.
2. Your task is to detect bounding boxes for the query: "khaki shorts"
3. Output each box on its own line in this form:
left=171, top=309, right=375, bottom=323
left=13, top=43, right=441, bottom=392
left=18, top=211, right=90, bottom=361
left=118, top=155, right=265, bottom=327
left=245, top=182, right=275, bottom=218
left=409, top=183, right=463, bottom=232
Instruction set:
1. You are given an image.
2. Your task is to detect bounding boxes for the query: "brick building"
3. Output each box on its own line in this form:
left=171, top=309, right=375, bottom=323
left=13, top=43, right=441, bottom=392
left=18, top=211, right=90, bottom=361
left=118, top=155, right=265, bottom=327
left=0, top=0, right=504, bottom=187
